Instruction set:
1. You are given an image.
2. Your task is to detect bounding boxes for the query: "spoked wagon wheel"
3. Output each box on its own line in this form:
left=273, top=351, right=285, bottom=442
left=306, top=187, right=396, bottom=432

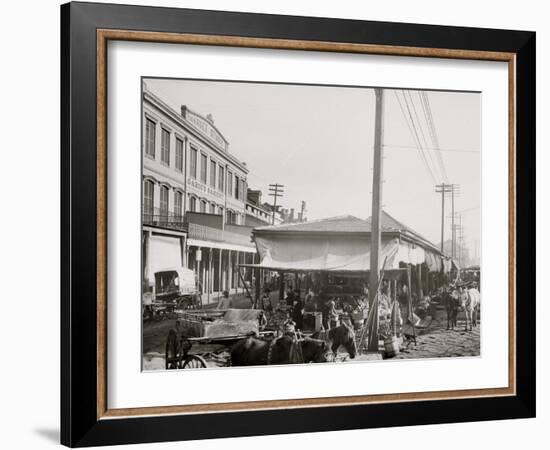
left=165, top=329, right=179, bottom=370
left=181, top=355, right=207, bottom=369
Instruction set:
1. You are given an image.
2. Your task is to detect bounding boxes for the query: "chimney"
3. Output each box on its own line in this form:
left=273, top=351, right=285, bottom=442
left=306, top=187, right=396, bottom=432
left=180, top=105, right=187, bottom=118
left=206, top=113, right=214, bottom=124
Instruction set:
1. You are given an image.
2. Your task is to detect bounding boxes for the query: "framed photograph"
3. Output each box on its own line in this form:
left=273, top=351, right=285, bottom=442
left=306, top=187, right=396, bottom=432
left=61, top=1, right=535, bottom=447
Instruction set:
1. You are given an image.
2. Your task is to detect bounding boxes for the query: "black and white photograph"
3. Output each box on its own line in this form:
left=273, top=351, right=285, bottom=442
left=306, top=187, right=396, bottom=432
left=141, top=78, right=481, bottom=370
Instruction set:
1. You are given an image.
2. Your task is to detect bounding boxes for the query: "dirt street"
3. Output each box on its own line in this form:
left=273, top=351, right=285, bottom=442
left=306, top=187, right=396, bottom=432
left=392, top=307, right=480, bottom=360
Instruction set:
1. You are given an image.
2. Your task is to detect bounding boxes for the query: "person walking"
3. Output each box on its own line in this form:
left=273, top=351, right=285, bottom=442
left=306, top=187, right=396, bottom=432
left=216, top=290, right=233, bottom=309
left=285, top=286, right=295, bottom=307
left=326, top=297, right=339, bottom=330
left=292, top=295, right=304, bottom=331
left=262, top=288, right=273, bottom=313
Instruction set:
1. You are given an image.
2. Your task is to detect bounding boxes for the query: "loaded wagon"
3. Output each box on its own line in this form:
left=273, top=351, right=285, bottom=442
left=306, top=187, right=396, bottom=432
left=164, top=308, right=273, bottom=369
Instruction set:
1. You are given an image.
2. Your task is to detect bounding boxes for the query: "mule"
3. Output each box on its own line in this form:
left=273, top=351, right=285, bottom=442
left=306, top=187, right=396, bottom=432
left=311, top=323, right=357, bottom=359
left=460, top=288, right=480, bottom=331
left=230, top=335, right=327, bottom=366
left=443, top=289, right=461, bottom=330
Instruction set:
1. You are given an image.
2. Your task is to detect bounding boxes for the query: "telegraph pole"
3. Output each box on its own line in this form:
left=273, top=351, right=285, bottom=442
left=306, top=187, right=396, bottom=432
left=456, top=214, right=463, bottom=266
left=368, top=88, right=384, bottom=352
left=268, top=183, right=284, bottom=225
left=435, top=183, right=453, bottom=253
left=451, top=186, right=455, bottom=257
left=449, top=184, right=460, bottom=258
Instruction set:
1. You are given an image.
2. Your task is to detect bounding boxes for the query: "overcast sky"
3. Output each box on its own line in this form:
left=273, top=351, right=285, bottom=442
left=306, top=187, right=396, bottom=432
left=145, top=78, right=481, bottom=255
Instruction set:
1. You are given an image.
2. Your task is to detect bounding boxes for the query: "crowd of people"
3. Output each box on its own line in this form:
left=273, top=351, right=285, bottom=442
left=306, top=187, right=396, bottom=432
left=269, top=281, right=432, bottom=339
left=259, top=285, right=369, bottom=334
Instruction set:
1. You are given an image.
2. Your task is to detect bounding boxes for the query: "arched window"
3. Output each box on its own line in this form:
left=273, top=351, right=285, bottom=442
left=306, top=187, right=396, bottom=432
left=200, top=199, right=207, bottom=213
left=159, top=185, right=169, bottom=216
left=174, top=191, right=183, bottom=219
left=189, top=196, right=197, bottom=212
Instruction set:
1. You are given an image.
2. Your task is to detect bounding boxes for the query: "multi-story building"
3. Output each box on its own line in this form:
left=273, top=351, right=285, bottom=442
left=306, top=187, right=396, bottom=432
left=245, top=189, right=275, bottom=226
left=142, top=84, right=257, bottom=303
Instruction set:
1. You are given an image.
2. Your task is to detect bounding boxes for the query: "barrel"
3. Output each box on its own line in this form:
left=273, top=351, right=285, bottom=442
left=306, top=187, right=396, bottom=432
left=384, top=336, right=400, bottom=357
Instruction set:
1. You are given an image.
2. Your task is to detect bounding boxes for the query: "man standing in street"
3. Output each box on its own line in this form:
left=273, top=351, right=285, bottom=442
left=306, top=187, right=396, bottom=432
left=217, top=290, right=233, bottom=309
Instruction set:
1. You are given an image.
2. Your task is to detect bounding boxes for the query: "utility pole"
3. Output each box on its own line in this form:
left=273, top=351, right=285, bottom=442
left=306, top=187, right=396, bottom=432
left=299, top=201, right=307, bottom=222
left=368, top=88, right=384, bottom=352
left=435, top=183, right=453, bottom=253
left=456, top=214, right=463, bottom=266
left=451, top=185, right=455, bottom=258
left=448, top=184, right=460, bottom=258
left=268, top=183, right=284, bottom=225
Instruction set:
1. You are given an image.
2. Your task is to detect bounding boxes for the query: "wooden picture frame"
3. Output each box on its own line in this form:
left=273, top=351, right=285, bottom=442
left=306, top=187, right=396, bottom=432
left=61, top=1, right=535, bottom=447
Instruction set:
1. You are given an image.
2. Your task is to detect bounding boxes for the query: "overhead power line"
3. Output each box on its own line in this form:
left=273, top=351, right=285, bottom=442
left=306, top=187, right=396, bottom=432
left=383, top=144, right=479, bottom=154
left=394, top=90, right=437, bottom=184
left=419, top=91, right=448, bottom=182
left=406, top=90, right=441, bottom=182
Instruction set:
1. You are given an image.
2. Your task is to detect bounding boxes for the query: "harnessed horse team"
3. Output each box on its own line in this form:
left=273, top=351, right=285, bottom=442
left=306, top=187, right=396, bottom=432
left=230, top=323, right=357, bottom=366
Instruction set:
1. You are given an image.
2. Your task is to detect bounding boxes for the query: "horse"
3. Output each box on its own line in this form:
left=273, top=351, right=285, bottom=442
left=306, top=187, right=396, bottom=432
left=311, top=323, right=357, bottom=359
left=442, top=289, right=461, bottom=330
left=230, top=335, right=327, bottom=366
left=459, top=288, right=480, bottom=331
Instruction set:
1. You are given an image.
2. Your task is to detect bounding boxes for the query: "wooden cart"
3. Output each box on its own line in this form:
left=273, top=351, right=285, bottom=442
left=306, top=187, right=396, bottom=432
left=164, top=309, right=273, bottom=369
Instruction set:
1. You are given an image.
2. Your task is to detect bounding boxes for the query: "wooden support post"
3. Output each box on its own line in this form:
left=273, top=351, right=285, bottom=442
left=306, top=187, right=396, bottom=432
left=417, top=263, right=423, bottom=299
left=368, top=87, right=385, bottom=352
left=255, top=265, right=261, bottom=308
left=218, top=249, right=223, bottom=299
left=207, top=249, right=212, bottom=304
left=238, top=266, right=253, bottom=304
left=235, top=251, right=240, bottom=292
left=196, top=248, right=202, bottom=294
left=279, top=271, right=285, bottom=300
left=144, top=230, right=151, bottom=286
left=183, top=236, right=187, bottom=267
left=228, top=250, right=232, bottom=291
left=407, top=265, right=416, bottom=345
left=392, top=279, right=397, bottom=337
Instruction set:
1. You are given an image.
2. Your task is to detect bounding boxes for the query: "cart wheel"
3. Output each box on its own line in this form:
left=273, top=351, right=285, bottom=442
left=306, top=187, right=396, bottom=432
left=181, top=355, right=207, bottom=369
left=165, top=329, right=179, bottom=370
left=175, top=297, right=185, bottom=310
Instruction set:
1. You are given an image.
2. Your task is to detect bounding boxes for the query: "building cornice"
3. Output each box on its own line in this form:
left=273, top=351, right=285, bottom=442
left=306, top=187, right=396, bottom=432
left=143, top=89, right=249, bottom=175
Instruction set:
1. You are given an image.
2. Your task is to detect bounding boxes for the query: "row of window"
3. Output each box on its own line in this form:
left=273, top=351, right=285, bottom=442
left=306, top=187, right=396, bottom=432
left=146, top=119, right=186, bottom=172
left=245, top=203, right=270, bottom=220
left=143, top=179, right=245, bottom=224
left=143, top=181, right=184, bottom=217
left=145, top=117, right=246, bottom=201
left=189, top=147, right=246, bottom=201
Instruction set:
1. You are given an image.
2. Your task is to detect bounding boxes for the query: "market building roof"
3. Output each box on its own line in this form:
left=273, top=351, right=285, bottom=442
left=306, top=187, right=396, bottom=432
left=253, top=211, right=441, bottom=255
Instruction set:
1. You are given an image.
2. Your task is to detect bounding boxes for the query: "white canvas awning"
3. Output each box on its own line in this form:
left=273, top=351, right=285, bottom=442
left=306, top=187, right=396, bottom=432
left=252, top=235, right=444, bottom=273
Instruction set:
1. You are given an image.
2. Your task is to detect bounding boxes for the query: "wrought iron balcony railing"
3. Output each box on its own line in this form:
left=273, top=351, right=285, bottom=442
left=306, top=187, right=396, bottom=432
left=143, top=208, right=253, bottom=247
left=143, top=208, right=188, bottom=232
